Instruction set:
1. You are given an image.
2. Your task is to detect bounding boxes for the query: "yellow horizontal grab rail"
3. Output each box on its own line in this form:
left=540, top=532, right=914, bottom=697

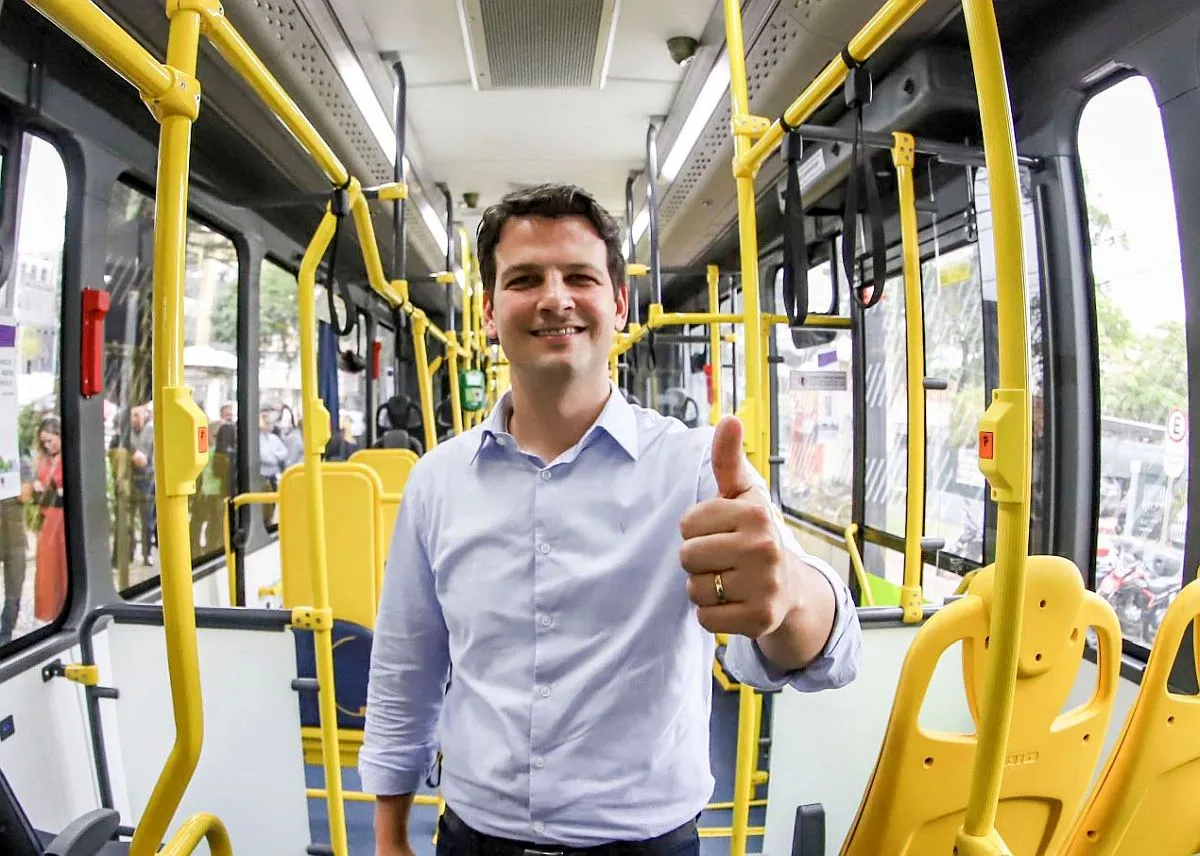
left=26, top=0, right=174, bottom=99
left=158, top=812, right=233, bottom=856
left=232, top=491, right=280, bottom=508
left=738, top=0, right=929, bottom=177
left=763, top=313, right=852, bottom=330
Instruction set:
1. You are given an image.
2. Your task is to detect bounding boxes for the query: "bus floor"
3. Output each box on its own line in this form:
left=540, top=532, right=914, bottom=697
left=305, top=677, right=767, bottom=855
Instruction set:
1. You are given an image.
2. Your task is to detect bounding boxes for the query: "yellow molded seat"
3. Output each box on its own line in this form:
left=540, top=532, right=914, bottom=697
left=278, top=461, right=385, bottom=630
left=1059, top=577, right=1200, bottom=856
left=840, top=555, right=1122, bottom=856
left=350, top=448, right=419, bottom=543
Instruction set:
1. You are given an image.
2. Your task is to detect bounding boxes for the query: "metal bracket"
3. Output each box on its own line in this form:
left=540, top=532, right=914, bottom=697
left=291, top=606, right=333, bottom=631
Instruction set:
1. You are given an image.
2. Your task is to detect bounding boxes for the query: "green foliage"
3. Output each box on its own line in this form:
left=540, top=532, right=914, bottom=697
left=211, top=261, right=300, bottom=364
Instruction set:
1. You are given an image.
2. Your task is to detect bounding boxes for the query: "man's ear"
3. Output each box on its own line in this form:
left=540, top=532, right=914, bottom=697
left=614, top=283, right=629, bottom=331
left=483, top=287, right=497, bottom=339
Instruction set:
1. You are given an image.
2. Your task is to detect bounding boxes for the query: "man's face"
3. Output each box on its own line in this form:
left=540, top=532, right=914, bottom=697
left=131, top=407, right=145, bottom=431
left=483, top=215, right=627, bottom=388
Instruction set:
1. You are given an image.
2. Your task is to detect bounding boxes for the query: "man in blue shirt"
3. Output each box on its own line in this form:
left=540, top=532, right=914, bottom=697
left=360, top=184, right=862, bottom=856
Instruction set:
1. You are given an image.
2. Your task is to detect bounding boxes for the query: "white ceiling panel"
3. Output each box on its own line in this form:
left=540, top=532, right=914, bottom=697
left=353, top=0, right=719, bottom=218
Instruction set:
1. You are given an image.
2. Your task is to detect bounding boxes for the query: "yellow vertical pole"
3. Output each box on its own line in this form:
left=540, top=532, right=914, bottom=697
left=412, top=313, right=438, bottom=450
left=707, top=265, right=722, bottom=426
left=447, top=335, right=464, bottom=436
left=954, top=0, right=1029, bottom=853
left=132, top=4, right=210, bottom=854
left=297, top=208, right=349, bottom=856
left=893, top=132, right=926, bottom=623
left=722, top=6, right=767, bottom=856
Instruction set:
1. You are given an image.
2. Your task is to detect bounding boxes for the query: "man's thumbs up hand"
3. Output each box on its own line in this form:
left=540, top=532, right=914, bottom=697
left=710, top=415, right=753, bottom=499
left=679, top=416, right=796, bottom=639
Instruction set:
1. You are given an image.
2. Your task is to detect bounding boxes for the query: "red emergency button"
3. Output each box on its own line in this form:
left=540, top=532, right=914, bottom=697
left=979, top=431, right=994, bottom=460
left=198, top=425, right=209, bottom=453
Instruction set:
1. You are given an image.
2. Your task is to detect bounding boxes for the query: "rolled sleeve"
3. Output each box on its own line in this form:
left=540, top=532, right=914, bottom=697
left=723, top=549, right=861, bottom=692
left=358, top=466, right=451, bottom=795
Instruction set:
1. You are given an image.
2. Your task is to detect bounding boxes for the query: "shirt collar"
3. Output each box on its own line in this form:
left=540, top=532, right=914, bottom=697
left=473, top=381, right=639, bottom=464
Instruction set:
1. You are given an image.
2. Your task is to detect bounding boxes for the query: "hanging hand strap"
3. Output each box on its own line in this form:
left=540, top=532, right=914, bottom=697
left=781, top=126, right=809, bottom=327
left=839, top=50, right=886, bottom=309
left=325, top=179, right=357, bottom=337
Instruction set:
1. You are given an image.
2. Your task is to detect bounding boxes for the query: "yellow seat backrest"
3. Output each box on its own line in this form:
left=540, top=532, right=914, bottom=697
left=349, top=448, right=419, bottom=544
left=841, top=555, right=1122, bottom=856
left=278, top=462, right=384, bottom=631
left=1059, top=577, right=1200, bottom=856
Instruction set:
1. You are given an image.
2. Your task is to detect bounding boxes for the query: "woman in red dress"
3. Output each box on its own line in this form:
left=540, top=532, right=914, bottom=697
left=33, top=415, right=67, bottom=623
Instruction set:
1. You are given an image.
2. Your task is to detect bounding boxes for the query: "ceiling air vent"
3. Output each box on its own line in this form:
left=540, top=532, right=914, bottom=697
left=456, top=0, right=620, bottom=89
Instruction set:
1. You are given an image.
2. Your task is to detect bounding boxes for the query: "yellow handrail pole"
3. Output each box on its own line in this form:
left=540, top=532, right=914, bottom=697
left=447, top=336, right=464, bottom=436
left=412, top=312, right=438, bottom=451
left=953, top=0, right=1029, bottom=852
left=158, top=813, right=233, bottom=856
left=223, top=498, right=236, bottom=605
left=297, top=209, right=350, bottom=856
left=721, top=6, right=768, bottom=856
left=707, top=265, right=722, bottom=425
left=24, top=0, right=174, bottom=98
left=893, top=132, right=926, bottom=623
left=739, top=0, right=928, bottom=175
left=347, top=183, right=406, bottom=306
left=129, top=5, right=212, bottom=855
left=843, top=524, right=875, bottom=607
left=201, top=4, right=348, bottom=185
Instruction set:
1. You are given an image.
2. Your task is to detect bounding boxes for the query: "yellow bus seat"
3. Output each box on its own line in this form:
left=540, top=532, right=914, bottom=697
left=350, top=447, right=419, bottom=552
left=1058, top=577, right=1200, bottom=856
left=279, top=462, right=385, bottom=748
left=839, top=555, right=1122, bottom=856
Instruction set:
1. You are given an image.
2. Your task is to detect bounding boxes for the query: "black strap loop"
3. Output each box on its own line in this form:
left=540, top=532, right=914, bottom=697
left=781, top=131, right=809, bottom=328
left=840, top=88, right=886, bottom=310
left=325, top=179, right=357, bottom=337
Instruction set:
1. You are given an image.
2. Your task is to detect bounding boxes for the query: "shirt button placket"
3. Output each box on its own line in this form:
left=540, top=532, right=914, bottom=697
left=530, top=466, right=553, bottom=831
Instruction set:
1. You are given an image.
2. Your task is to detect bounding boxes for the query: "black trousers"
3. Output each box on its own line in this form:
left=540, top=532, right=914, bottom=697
left=436, top=806, right=700, bottom=856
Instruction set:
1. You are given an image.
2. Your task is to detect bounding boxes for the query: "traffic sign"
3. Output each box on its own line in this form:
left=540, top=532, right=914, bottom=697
left=1163, top=406, right=1188, bottom=480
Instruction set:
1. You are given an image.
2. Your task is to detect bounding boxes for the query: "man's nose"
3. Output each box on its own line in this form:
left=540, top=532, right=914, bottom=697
left=537, top=271, right=574, bottom=312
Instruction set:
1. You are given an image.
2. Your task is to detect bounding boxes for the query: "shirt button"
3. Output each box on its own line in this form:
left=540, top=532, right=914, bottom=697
left=539, top=543, right=551, bottom=555
left=538, top=685, right=551, bottom=698
left=539, top=614, right=552, bottom=628
left=540, top=469, right=551, bottom=481
left=533, top=756, right=545, bottom=769
left=533, top=821, right=545, bottom=834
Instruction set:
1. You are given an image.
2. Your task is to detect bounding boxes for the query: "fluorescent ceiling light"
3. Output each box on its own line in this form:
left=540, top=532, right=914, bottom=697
left=660, top=52, right=731, bottom=182
left=623, top=207, right=649, bottom=256
left=454, top=0, right=482, bottom=90
left=418, top=196, right=450, bottom=256
left=336, top=57, right=397, bottom=166
left=333, top=56, right=447, bottom=258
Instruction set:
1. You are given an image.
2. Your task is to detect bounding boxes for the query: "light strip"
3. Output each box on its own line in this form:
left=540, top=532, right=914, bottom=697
left=333, top=56, right=449, bottom=256
left=623, top=207, right=649, bottom=256
left=660, top=51, right=731, bottom=182
left=454, top=0, right=481, bottom=90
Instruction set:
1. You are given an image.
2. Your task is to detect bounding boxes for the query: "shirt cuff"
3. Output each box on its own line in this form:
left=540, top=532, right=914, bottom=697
left=358, top=754, right=433, bottom=797
left=722, top=556, right=861, bottom=693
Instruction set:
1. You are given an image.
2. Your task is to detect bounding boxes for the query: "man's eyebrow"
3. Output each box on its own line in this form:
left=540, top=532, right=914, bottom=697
left=500, top=262, right=605, bottom=279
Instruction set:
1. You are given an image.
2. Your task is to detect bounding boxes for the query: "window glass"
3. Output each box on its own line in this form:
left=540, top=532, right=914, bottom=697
left=257, top=259, right=301, bottom=530
left=376, top=322, right=396, bottom=413
left=104, top=183, right=239, bottom=594
left=331, top=318, right=367, bottom=458
left=775, top=323, right=853, bottom=526
left=922, top=244, right=986, bottom=563
left=0, top=135, right=67, bottom=650
left=1080, top=75, right=1188, bottom=649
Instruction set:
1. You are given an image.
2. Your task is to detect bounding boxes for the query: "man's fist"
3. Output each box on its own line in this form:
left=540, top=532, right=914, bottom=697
left=679, top=416, right=796, bottom=638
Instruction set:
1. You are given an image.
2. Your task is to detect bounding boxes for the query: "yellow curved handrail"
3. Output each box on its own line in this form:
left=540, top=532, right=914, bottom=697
left=843, top=524, right=875, bottom=608
left=158, top=813, right=233, bottom=856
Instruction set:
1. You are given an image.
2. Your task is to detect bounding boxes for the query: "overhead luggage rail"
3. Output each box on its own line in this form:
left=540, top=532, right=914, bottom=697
left=721, top=0, right=1031, bottom=855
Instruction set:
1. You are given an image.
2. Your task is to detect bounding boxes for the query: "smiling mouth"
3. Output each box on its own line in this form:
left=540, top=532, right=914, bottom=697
left=531, top=326, right=585, bottom=337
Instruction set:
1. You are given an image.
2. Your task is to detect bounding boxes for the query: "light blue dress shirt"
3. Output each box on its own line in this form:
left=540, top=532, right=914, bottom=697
left=359, top=385, right=861, bottom=846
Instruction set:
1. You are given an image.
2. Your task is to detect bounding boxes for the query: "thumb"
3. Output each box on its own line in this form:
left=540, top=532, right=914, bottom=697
left=711, top=416, right=752, bottom=498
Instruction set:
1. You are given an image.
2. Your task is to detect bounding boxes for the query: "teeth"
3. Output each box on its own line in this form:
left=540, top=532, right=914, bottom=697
left=536, top=328, right=578, bottom=336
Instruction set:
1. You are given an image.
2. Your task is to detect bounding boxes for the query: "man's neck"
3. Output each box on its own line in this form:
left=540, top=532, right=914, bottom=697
left=507, top=373, right=612, bottom=462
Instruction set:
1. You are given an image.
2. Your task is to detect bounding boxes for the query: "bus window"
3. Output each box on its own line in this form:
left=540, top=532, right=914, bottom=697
left=104, top=182, right=240, bottom=595
left=1079, top=74, right=1188, bottom=650
left=256, top=259, right=301, bottom=530
left=774, top=261, right=853, bottom=527
left=376, top=322, right=396, bottom=408
left=0, top=134, right=68, bottom=652
left=923, top=244, right=986, bottom=564
left=863, top=274, right=908, bottom=587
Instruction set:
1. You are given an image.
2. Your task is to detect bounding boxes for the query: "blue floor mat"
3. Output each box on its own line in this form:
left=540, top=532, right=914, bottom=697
left=306, top=678, right=765, bottom=856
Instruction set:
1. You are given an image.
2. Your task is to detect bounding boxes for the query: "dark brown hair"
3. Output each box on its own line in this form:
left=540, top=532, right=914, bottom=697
left=476, top=183, right=626, bottom=294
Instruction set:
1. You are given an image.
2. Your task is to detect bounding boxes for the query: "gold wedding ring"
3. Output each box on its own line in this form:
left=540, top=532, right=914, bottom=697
left=713, top=572, right=727, bottom=604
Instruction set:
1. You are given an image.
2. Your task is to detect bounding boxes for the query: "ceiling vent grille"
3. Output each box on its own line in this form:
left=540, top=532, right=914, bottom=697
left=457, top=0, right=619, bottom=89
